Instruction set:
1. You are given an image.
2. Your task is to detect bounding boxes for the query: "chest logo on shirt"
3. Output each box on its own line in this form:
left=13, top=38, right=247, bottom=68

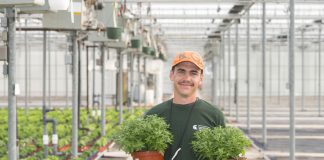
left=193, top=125, right=209, bottom=131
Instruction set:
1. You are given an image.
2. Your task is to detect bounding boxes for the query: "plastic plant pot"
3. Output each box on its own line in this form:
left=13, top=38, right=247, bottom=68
left=142, top=47, right=151, bottom=55
left=131, top=151, right=164, bottom=160
left=159, top=53, right=166, bottom=61
left=131, top=39, right=141, bottom=48
left=150, top=49, right=156, bottom=56
left=107, top=27, right=123, bottom=39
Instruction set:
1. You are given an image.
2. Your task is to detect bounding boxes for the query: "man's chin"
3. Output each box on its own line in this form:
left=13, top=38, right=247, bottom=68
left=178, top=91, right=195, bottom=97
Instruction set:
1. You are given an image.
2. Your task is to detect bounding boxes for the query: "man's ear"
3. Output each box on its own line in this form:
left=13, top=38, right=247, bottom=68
left=169, top=70, right=174, bottom=81
left=199, top=73, right=203, bottom=87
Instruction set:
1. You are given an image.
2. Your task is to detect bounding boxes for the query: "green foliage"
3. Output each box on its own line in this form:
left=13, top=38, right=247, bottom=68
left=0, top=108, right=145, bottom=159
left=192, top=127, right=251, bottom=160
left=113, top=115, right=173, bottom=153
left=45, top=155, right=59, bottom=160
left=94, top=136, right=108, bottom=147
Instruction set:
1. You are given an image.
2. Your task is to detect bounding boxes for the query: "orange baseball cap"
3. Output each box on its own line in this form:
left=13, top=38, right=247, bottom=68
left=172, top=51, right=204, bottom=70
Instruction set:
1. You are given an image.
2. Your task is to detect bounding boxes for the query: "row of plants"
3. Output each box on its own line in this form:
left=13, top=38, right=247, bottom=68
left=0, top=107, right=145, bottom=160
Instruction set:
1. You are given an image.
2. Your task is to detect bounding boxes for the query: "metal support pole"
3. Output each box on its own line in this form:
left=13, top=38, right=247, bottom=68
left=65, top=44, right=69, bottom=108
left=144, top=57, right=147, bottom=107
left=77, top=40, right=81, bottom=129
left=154, top=74, right=158, bottom=104
left=213, top=55, right=217, bottom=105
left=262, top=1, right=267, bottom=147
left=28, top=44, right=31, bottom=103
left=246, top=9, right=251, bottom=133
left=55, top=42, right=58, bottom=97
left=301, top=30, right=305, bottom=111
left=278, top=45, right=281, bottom=104
left=42, top=30, right=48, bottom=158
left=92, top=46, right=96, bottom=108
left=235, top=21, right=239, bottom=122
left=86, top=47, right=89, bottom=113
left=71, top=31, right=78, bottom=157
left=222, top=32, right=226, bottom=109
left=218, top=55, right=221, bottom=107
left=28, top=43, right=31, bottom=104
left=228, top=30, right=232, bottom=116
left=269, top=44, right=272, bottom=99
left=48, top=32, right=51, bottom=109
left=129, top=52, right=134, bottom=113
left=318, top=25, right=322, bottom=117
left=24, top=19, right=28, bottom=115
left=289, top=0, right=296, bottom=159
left=315, top=43, right=318, bottom=97
left=118, top=51, right=124, bottom=124
left=101, top=44, right=106, bottom=136
left=138, top=55, right=141, bottom=106
left=6, top=7, right=17, bottom=160
left=3, top=74, right=5, bottom=97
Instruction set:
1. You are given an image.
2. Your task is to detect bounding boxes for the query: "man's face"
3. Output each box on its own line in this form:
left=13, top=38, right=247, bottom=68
left=169, top=62, right=203, bottom=98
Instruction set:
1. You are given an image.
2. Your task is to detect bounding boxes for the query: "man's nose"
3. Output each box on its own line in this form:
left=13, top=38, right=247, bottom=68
left=182, top=72, right=191, bottom=80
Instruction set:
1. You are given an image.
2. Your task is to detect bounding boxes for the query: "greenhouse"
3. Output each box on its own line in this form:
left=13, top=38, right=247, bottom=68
left=0, top=0, right=323, bottom=160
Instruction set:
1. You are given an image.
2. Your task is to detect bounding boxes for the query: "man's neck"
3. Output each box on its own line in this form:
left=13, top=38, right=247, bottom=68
left=173, top=94, right=197, bottom=105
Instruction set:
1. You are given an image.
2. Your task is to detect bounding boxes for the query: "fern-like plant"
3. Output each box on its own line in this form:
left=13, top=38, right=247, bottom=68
left=113, top=115, right=173, bottom=154
left=192, top=127, right=251, bottom=160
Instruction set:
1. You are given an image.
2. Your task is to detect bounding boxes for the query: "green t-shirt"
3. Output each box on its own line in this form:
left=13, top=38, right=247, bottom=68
left=145, top=98, right=225, bottom=160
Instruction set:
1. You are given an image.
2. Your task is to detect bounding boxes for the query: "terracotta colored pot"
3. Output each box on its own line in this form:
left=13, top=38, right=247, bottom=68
left=131, top=151, right=163, bottom=160
left=58, top=144, right=71, bottom=152
left=230, top=157, right=247, bottom=160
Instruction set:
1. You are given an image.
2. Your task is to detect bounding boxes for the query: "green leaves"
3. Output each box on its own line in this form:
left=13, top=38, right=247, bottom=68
left=113, top=115, right=173, bottom=153
left=0, top=108, right=145, bottom=159
left=192, top=127, right=251, bottom=160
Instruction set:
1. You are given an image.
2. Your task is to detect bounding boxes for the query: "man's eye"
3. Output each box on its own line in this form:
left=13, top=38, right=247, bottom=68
left=191, top=72, right=198, bottom=75
left=178, top=70, right=185, bottom=73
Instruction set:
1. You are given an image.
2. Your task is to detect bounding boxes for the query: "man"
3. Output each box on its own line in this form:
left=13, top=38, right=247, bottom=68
left=145, top=51, right=225, bottom=160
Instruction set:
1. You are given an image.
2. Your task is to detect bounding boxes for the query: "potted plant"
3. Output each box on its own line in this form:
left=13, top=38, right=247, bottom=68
left=192, top=127, right=251, bottom=160
left=113, top=115, right=173, bottom=160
